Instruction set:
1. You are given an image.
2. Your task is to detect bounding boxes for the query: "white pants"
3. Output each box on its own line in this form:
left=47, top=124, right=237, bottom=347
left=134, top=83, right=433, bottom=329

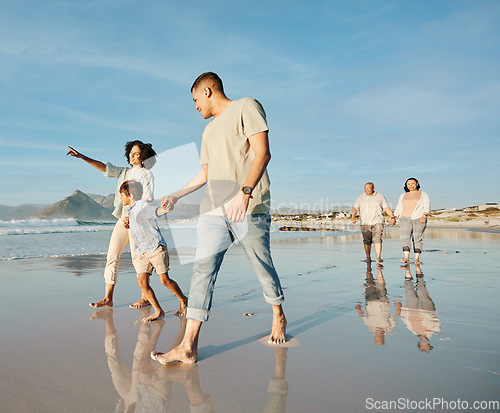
left=104, top=218, right=136, bottom=285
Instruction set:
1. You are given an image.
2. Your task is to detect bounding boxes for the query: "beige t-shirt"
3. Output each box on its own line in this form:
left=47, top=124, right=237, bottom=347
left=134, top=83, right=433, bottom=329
left=354, top=192, right=389, bottom=225
left=200, top=98, right=271, bottom=215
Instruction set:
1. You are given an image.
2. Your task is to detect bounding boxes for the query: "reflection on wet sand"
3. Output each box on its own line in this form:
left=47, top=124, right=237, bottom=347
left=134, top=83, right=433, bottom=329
left=264, top=347, right=288, bottom=413
left=55, top=253, right=134, bottom=277
left=355, top=262, right=442, bottom=351
left=91, top=309, right=289, bottom=412
left=90, top=308, right=214, bottom=412
left=395, top=265, right=441, bottom=352
left=355, top=263, right=396, bottom=345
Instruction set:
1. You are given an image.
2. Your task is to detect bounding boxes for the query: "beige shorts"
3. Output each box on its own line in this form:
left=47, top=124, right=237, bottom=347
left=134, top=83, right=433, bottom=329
left=360, top=223, right=384, bottom=245
left=133, top=244, right=170, bottom=275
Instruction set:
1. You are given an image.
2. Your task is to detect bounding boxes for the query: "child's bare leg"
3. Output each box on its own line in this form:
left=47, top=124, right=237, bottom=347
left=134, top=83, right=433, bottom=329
left=158, top=272, right=188, bottom=316
left=129, top=294, right=151, bottom=309
left=137, top=273, right=165, bottom=322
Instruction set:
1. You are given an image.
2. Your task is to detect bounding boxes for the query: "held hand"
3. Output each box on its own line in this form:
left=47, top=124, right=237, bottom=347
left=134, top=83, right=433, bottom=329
left=420, top=215, right=427, bottom=224
left=226, top=191, right=250, bottom=223
left=351, top=217, right=357, bottom=224
left=122, top=217, right=130, bottom=229
left=155, top=206, right=168, bottom=216
left=66, top=146, right=82, bottom=158
left=390, top=217, right=396, bottom=226
left=161, top=195, right=178, bottom=213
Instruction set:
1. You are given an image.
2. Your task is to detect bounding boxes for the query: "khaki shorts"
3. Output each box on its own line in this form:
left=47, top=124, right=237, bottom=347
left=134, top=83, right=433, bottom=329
left=360, top=223, right=384, bottom=245
left=133, top=244, right=170, bottom=275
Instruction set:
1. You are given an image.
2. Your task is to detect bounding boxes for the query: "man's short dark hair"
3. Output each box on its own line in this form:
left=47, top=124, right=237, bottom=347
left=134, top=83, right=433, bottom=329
left=191, top=72, right=224, bottom=93
left=404, top=177, right=420, bottom=192
left=120, top=180, right=143, bottom=200
left=124, top=140, right=157, bottom=169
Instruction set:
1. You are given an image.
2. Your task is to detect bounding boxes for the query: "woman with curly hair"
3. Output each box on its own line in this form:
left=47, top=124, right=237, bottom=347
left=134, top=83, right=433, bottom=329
left=67, top=140, right=157, bottom=308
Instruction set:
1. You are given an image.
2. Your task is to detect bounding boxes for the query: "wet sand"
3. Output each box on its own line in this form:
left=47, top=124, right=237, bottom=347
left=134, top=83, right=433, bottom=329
left=1, top=227, right=499, bottom=412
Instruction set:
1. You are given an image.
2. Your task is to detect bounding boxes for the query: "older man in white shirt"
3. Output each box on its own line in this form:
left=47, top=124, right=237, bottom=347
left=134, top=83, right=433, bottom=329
left=352, top=182, right=396, bottom=263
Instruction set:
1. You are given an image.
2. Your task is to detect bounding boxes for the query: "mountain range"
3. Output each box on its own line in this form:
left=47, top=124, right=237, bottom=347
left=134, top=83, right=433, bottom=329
left=0, top=190, right=200, bottom=221
left=39, top=190, right=114, bottom=220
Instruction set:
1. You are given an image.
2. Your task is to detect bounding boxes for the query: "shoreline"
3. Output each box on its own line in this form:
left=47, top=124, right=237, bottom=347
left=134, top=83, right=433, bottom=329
left=271, top=217, right=500, bottom=234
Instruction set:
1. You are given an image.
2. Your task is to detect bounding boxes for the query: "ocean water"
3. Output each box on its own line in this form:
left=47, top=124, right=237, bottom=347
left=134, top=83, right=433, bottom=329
left=0, top=218, right=353, bottom=261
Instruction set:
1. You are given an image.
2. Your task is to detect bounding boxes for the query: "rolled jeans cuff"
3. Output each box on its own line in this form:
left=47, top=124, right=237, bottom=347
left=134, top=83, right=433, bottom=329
left=186, top=307, right=209, bottom=322
left=264, top=292, right=284, bottom=306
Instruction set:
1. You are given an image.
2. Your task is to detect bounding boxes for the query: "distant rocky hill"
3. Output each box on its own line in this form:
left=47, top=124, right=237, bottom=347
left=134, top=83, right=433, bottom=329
left=39, top=190, right=115, bottom=221
left=88, top=193, right=115, bottom=210
left=0, top=204, right=47, bottom=220
left=0, top=205, right=13, bottom=217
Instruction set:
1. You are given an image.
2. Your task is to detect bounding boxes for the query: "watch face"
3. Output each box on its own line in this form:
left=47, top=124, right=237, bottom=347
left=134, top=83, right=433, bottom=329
left=242, top=186, right=252, bottom=194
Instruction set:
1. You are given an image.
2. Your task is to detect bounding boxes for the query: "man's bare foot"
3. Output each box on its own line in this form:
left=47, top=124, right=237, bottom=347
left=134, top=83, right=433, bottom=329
left=269, top=312, right=287, bottom=345
left=142, top=309, right=165, bottom=323
left=400, top=258, right=409, bottom=264
left=363, top=258, right=372, bottom=263
left=151, top=345, right=197, bottom=364
left=129, top=298, right=151, bottom=309
left=415, top=259, right=422, bottom=264
left=174, top=298, right=188, bottom=316
left=89, top=298, right=112, bottom=308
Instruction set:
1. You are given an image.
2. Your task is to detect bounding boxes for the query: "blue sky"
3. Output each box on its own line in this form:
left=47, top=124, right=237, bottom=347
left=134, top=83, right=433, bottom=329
left=1, top=0, right=499, bottom=210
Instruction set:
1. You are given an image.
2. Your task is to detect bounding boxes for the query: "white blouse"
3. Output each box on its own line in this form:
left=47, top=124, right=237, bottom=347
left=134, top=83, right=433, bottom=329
left=394, top=191, right=431, bottom=220
left=104, top=162, right=154, bottom=218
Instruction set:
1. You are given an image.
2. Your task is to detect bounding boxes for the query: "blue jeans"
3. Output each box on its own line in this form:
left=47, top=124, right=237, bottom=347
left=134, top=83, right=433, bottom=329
left=186, top=213, right=284, bottom=322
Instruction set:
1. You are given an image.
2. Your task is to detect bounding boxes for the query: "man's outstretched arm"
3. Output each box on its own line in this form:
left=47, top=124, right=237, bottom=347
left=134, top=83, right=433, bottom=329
left=161, top=167, right=208, bottom=212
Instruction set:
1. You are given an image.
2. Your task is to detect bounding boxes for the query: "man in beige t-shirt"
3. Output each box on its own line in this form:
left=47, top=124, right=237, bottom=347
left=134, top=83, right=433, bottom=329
left=152, top=72, right=287, bottom=365
left=351, top=182, right=396, bottom=263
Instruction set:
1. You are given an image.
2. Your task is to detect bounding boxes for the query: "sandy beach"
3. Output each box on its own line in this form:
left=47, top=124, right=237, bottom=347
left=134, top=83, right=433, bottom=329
left=1, top=226, right=499, bottom=412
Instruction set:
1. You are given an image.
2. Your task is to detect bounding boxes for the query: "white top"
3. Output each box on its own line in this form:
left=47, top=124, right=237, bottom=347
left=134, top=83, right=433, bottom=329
left=104, top=162, right=154, bottom=218
left=394, top=191, right=431, bottom=220
left=399, top=308, right=441, bottom=339
left=363, top=300, right=396, bottom=331
left=354, top=192, right=389, bottom=225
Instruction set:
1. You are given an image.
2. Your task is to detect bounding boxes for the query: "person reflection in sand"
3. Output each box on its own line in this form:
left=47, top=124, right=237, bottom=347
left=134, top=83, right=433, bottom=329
left=355, top=262, right=396, bottom=345
left=263, top=347, right=289, bottom=413
left=90, top=308, right=148, bottom=411
left=395, top=264, right=441, bottom=352
left=91, top=308, right=214, bottom=412
left=138, top=322, right=214, bottom=412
